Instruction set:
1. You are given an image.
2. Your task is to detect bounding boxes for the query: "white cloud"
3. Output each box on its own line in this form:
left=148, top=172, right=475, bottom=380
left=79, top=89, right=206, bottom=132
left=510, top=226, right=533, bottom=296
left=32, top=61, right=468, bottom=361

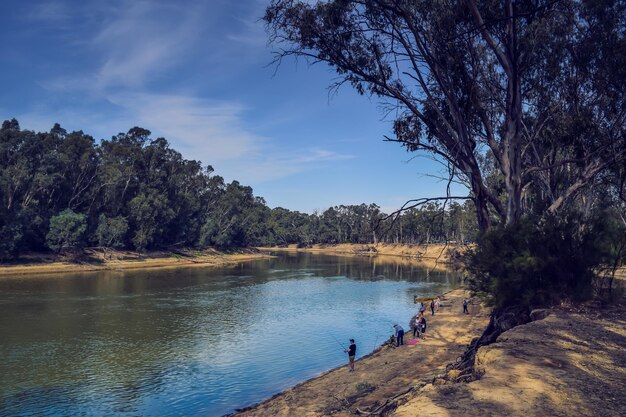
left=226, top=15, right=266, bottom=47
left=225, top=147, right=354, bottom=183
left=107, top=92, right=261, bottom=162
left=16, top=93, right=354, bottom=185
left=24, top=0, right=354, bottom=185
left=39, top=1, right=208, bottom=92
left=91, top=2, right=204, bottom=89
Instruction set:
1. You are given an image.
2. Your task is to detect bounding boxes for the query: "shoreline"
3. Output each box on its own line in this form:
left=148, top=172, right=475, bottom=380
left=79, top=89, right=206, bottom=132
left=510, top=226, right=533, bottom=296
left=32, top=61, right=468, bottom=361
left=229, top=289, right=460, bottom=415
left=258, top=243, right=466, bottom=272
left=233, top=289, right=626, bottom=417
left=233, top=288, right=488, bottom=416
left=393, top=297, right=626, bottom=416
left=0, top=248, right=273, bottom=277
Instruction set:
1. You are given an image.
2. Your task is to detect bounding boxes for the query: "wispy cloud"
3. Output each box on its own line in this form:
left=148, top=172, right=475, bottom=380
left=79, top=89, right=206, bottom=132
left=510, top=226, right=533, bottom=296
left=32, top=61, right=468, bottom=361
left=228, top=147, right=354, bottom=183
left=16, top=92, right=353, bottom=184
left=92, top=2, right=204, bottom=89
left=106, top=92, right=355, bottom=183
left=40, top=1, right=207, bottom=91
left=108, top=92, right=261, bottom=162
left=23, top=0, right=354, bottom=185
left=26, top=1, right=73, bottom=22
left=226, top=16, right=266, bottom=47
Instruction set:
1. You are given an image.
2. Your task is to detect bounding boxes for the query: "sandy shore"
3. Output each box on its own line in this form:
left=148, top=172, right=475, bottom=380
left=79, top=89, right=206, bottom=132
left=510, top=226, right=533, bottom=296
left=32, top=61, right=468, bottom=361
left=0, top=249, right=272, bottom=277
left=235, top=288, right=489, bottom=416
left=235, top=287, right=626, bottom=417
left=258, top=243, right=465, bottom=271
left=393, top=299, right=626, bottom=417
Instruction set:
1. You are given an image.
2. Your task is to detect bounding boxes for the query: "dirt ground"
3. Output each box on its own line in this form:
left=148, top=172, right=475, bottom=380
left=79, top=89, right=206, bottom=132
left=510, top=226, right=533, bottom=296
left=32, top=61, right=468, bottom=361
left=0, top=248, right=271, bottom=277
left=258, top=243, right=466, bottom=271
left=393, top=299, right=626, bottom=417
left=235, top=289, right=489, bottom=417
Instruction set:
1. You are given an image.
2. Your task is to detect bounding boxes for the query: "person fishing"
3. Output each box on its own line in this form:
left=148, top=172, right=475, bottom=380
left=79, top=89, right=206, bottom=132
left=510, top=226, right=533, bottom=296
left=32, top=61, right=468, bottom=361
left=345, top=339, right=356, bottom=372
left=393, top=324, right=404, bottom=346
left=412, top=316, right=421, bottom=339
left=415, top=301, right=423, bottom=315
left=419, top=313, right=427, bottom=337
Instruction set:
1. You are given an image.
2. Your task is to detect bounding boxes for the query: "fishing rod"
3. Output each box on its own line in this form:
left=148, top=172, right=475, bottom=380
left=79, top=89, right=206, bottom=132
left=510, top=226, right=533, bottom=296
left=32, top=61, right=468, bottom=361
left=330, top=333, right=348, bottom=351
left=370, top=333, right=382, bottom=352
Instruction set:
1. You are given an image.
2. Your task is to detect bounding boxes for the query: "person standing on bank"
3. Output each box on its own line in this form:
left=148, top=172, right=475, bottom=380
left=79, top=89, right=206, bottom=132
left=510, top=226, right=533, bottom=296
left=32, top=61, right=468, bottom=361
left=419, top=314, right=427, bottom=337
left=412, top=316, right=420, bottom=338
left=463, top=299, right=469, bottom=314
left=393, top=324, right=404, bottom=346
left=430, top=299, right=435, bottom=315
left=415, top=301, right=423, bottom=316
left=345, top=339, right=356, bottom=372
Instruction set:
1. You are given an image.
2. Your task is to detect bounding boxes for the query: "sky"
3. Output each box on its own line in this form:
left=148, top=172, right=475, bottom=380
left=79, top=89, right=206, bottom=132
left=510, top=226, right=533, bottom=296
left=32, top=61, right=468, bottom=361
left=0, top=0, right=467, bottom=214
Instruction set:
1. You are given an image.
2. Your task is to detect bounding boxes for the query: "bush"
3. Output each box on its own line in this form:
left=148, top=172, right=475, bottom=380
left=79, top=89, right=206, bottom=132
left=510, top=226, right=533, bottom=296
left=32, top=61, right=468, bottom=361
left=355, top=381, right=375, bottom=393
left=464, top=213, right=617, bottom=308
left=46, top=209, right=87, bottom=253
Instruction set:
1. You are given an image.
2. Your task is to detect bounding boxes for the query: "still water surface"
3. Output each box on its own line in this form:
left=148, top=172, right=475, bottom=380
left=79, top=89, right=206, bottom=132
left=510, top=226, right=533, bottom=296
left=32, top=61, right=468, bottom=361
left=0, top=252, right=459, bottom=417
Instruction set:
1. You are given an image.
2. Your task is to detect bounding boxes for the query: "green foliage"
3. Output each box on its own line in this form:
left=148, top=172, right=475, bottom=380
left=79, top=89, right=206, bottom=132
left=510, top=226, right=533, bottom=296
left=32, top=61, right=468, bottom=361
left=129, top=191, right=174, bottom=251
left=0, top=216, right=23, bottom=261
left=465, top=213, right=622, bottom=308
left=46, top=209, right=87, bottom=253
left=95, top=214, right=128, bottom=249
left=0, top=119, right=480, bottom=259
left=265, top=0, right=626, bottom=232
left=592, top=210, right=626, bottom=298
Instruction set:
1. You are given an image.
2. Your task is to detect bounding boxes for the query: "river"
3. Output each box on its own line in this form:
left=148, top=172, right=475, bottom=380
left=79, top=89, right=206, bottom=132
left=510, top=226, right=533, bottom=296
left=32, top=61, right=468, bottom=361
left=0, top=252, right=459, bottom=416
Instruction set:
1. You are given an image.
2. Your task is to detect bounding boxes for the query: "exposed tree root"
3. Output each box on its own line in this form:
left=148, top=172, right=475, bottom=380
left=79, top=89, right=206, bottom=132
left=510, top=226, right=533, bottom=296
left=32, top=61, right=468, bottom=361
left=445, top=304, right=530, bottom=382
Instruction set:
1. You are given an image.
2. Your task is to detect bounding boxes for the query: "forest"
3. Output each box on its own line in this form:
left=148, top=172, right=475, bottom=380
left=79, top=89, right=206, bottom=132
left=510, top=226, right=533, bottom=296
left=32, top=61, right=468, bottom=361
left=0, top=119, right=477, bottom=261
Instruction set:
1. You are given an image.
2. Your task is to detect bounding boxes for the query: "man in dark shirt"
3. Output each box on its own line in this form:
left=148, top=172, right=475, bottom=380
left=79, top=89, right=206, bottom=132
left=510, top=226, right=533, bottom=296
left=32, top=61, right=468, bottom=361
left=345, top=339, right=356, bottom=372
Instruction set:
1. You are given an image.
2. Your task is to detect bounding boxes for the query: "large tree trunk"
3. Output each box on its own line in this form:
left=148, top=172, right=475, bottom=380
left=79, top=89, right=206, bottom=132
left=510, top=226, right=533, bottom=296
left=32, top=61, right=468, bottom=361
left=503, top=0, right=524, bottom=225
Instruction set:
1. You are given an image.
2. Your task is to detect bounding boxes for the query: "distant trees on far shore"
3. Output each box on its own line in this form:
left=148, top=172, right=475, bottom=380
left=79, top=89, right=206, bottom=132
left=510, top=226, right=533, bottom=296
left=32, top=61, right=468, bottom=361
left=0, top=120, right=477, bottom=261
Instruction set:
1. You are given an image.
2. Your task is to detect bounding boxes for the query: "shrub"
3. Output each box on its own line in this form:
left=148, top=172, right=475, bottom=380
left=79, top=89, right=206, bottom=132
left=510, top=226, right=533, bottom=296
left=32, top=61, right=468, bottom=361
left=46, top=209, right=87, bottom=253
left=355, top=381, right=375, bottom=393
left=464, top=213, right=617, bottom=308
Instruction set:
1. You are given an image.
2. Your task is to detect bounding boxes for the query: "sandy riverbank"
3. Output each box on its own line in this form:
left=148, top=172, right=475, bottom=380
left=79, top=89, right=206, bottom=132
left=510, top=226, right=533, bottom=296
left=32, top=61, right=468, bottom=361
left=258, top=243, right=465, bottom=271
left=0, top=248, right=272, bottom=277
left=393, top=298, right=626, bottom=417
left=234, top=288, right=626, bottom=417
left=234, top=288, right=489, bottom=416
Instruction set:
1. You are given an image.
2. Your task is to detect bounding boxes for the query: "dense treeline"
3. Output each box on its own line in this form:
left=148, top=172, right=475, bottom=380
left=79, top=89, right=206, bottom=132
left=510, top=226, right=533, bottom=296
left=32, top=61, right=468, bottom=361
left=0, top=119, right=477, bottom=260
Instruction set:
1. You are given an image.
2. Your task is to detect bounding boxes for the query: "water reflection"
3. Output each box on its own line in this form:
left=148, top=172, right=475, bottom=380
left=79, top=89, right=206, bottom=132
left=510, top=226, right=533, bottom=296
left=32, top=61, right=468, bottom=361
left=0, top=252, right=459, bottom=417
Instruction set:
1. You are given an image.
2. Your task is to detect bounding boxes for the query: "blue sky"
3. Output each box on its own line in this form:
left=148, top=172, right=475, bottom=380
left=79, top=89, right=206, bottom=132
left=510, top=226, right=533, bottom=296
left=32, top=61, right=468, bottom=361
left=0, top=0, right=466, bottom=214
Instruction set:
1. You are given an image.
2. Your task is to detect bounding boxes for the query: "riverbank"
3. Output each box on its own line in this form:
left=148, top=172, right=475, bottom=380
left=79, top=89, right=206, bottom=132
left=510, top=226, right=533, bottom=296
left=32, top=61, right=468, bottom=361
left=393, top=298, right=626, bottom=417
left=258, top=243, right=465, bottom=271
left=234, top=288, right=489, bottom=416
left=234, top=290, right=626, bottom=417
left=0, top=248, right=272, bottom=277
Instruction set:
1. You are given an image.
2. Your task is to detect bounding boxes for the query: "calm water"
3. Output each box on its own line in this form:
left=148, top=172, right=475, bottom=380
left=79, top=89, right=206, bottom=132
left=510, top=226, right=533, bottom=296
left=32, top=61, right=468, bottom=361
left=0, top=252, right=459, bottom=417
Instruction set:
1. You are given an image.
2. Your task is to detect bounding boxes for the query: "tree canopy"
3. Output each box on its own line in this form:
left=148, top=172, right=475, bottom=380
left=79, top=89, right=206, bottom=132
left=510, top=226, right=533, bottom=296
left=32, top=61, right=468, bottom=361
left=0, top=119, right=478, bottom=260
left=264, top=0, right=626, bottom=231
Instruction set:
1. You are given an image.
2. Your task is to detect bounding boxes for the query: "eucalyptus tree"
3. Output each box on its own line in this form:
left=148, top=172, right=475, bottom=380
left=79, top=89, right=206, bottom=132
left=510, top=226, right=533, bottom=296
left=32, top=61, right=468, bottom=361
left=265, top=0, right=625, bottom=231
left=46, top=209, right=88, bottom=253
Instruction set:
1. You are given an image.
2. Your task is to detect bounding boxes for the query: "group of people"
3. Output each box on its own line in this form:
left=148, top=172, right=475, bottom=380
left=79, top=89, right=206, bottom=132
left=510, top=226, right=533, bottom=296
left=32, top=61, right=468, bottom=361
left=345, top=295, right=472, bottom=371
left=392, top=296, right=441, bottom=347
